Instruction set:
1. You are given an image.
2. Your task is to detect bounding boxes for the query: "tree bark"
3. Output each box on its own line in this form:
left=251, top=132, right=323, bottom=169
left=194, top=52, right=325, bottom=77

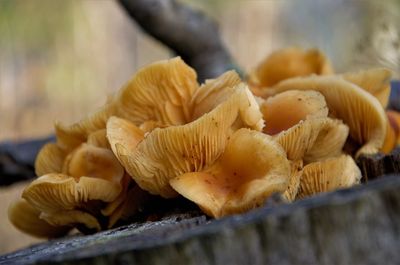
left=2, top=175, right=400, bottom=265
left=118, top=0, right=242, bottom=82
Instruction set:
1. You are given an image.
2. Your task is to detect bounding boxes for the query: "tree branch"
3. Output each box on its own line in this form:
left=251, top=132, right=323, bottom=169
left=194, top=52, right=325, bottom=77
left=118, top=0, right=243, bottom=82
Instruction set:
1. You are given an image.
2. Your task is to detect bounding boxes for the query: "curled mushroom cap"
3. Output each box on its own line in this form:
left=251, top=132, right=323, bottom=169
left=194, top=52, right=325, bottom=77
left=191, top=70, right=242, bottom=120
left=343, top=68, right=392, bottom=108
left=248, top=47, right=333, bottom=88
left=22, top=173, right=122, bottom=213
left=261, top=90, right=328, bottom=135
left=297, top=155, right=361, bottom=199
left=8, top=199, right=71, bottom=238
left=268, top=75, right=387, bottom=156
left=115, top=57, right=198, bottom=126
left=275, top=118, right=328, bottom=161
left=170, top=129, right=291, bottom=218
left=62, top=144, right=124, bottom=184
left=35, top=143, right=67, bottom=176
left=107, top=116, right=145, bottom=165
left=304, top=119, right=349, bottom=163
left=108, top=84, right=264, bottom=198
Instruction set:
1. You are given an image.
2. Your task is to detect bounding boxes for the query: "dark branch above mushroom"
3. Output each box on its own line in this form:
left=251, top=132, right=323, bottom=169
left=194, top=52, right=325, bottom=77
left=118, top=0, right=242, bottom=82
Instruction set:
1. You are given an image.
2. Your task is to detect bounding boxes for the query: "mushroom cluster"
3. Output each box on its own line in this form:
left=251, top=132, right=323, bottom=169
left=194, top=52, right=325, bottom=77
left=8, top=50, right=399, bottom=238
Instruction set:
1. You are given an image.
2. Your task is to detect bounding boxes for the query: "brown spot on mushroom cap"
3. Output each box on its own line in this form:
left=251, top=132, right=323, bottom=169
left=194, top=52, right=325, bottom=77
left=112, top=84, right=264, bottom=198
left=261, top=90, right=328, bottom=135
left=248, top=47, right=333, bottom=88
left=282, top=160, right=304, bottom=202
left=304, top=118, right=349, bottom=163
left=170, top=128, right=290, bottom=218
left=34, top=143, right=67, bottom=176
left=22, top=173, right=122, bottom=213
left=8, top=199, right=71, bottom=238
left=268, top=75, right=387, bottom=156
left=297, top=155, right=361, bottom=199
left=343, top=68, right=392, bottom=108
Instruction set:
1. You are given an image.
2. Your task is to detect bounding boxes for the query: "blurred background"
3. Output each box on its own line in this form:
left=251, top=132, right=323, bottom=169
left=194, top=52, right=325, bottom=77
left=0, top=0, right=399, bottom=254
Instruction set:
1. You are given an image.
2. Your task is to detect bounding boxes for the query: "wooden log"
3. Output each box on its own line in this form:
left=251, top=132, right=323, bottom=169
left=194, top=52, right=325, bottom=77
left=0, top=136, right=54, bottom=186
left=357, top=147, right=400, bottom=181
left=1, top=175, right=400, bottom=265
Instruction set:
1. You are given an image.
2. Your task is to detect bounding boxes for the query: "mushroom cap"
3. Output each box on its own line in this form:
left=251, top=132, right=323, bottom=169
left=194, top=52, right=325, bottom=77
left=106, top=116, right=145, bottom=165
left=274, top=118, right=328, bottom=161
left=387, top=110, right=400, bottom=145
left=34, top=143, right=67, bottom=176
left=261, top=90, right=328, bottom=135
left=87, top=129, right=110, bottom=149
left=191, top=70, right=242, bottom=120
left=304, top=118, right=349, bottom=163
left=282, top=160, right=304, bottom=202
left=248, top=47, right=333, bottom=88
left=381, top=118, right=398, bottom=154
left=22, top=173, right=122, bottom=213
left=115, top=57, right=198, bottom=126
left=343, top=68, right=392, bottom=108
left=268, top=75, right=387, bottom=156
left=109, top=84, right=264, bottom=198
left=62, top=143, right=124, bottom=184
left=170, top=128, right=291, bottom=218
left=8, top=199, right=71, bottom=238
left=297, top=155, right=361, bottom=199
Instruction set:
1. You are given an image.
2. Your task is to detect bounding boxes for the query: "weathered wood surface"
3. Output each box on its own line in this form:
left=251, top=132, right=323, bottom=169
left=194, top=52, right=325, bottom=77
left=357, top=147, right=400, bottom=181
left=1, top=175, right=399, bottom=265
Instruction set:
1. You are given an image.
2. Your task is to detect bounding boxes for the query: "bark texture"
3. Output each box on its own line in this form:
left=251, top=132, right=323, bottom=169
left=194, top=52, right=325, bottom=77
left=118, top=0, right=241, bottom=82
left=1, top=175, right=400, bottom=265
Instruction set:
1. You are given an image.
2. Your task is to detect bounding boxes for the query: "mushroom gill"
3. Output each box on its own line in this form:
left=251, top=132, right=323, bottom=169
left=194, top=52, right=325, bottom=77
left=343, top=68, right=392, bottom=108
left=34, top=143, right=67, bottom=176
left=297, top=155, right=362, bottom=199
left=267, top=75, right=387, bottom=156
left=108, top=84, right=264, bottom=198
left=282, top=160, right=304, bottom=202
left=170, top=128, right=291, bottom=218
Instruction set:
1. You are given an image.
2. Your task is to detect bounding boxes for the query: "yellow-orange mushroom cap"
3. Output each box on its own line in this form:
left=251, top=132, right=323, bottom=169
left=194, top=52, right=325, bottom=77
left=170, top=129, right=290, bottom=218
